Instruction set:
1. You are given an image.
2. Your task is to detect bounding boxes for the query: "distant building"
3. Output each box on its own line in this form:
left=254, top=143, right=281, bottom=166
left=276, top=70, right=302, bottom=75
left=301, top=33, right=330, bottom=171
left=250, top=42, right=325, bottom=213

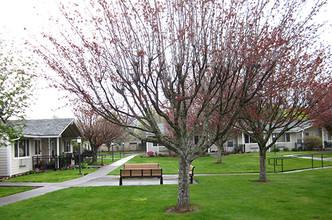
left=145, top=122, right=332, bottom=154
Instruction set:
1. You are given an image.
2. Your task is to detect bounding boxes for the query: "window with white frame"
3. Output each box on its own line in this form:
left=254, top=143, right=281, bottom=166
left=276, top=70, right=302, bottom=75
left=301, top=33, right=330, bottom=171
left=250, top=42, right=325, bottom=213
left=64, top=140, right=71, bottom=152
left=227, top=141, right=233, bottom=147
left=328, top=134, right=332, bottom=141
left=276, top=133, right=290, bottom=142
left=244, top=134, right=256, bottom=143
left=194, top=135, right=201, bottom=145
left=14, top=140, right=30, bottom=157
left=34, top=140, right=41, bottom=155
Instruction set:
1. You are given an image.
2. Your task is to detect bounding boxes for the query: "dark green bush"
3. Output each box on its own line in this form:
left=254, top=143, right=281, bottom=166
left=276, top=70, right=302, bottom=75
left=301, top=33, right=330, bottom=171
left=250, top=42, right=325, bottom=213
left=273, top=147, right=280, bottom=152
left=303, top=136, right=322, bottom=151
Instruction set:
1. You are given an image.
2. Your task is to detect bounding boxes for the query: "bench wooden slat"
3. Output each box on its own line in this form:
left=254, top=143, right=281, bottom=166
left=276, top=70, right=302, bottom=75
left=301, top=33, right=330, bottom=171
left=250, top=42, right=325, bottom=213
left=189, top=165, right=195, bottom=184
left=119, top=163, right=163, bottom=185
left=177, top=165, right=195, bottom=184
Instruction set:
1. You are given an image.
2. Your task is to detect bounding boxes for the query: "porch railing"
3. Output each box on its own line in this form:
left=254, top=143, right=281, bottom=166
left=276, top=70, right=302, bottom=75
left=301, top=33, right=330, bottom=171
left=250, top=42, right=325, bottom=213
left=32, top=154, right=72, bottom=170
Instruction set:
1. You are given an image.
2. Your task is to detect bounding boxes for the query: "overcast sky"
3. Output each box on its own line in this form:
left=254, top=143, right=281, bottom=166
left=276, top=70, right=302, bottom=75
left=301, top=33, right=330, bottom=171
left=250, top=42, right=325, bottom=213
left=0, top=0, right=74, bottom=119
left=0, top=0, right=331, bottom=120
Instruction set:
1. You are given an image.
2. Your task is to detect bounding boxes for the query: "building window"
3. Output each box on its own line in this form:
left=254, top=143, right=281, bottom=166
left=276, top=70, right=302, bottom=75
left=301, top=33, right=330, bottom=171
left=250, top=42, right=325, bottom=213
left=194, top=135, right=201, bottom=145
left=34, top=140, right=41, bottom=155
left=50, top=139, right=55, bottom=156
left=328, top=134, right=332, bottom=141
left=14, top=140, right=30, bottom=157
left=276, top=133, right=290, bottom=142
left=153, top=142, right=161, bottom=147
left=244, top=134, right=256, bottom=143
left=14, top=142, right=18, bottom=157
left=64, top=141, right=71, bottom=152
left=227, top=141, right=233, bottom=147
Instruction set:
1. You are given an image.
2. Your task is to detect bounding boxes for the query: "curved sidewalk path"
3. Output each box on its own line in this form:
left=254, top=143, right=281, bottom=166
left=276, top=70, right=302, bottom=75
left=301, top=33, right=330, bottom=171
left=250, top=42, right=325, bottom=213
left=0, top=154, right=138, bottom=207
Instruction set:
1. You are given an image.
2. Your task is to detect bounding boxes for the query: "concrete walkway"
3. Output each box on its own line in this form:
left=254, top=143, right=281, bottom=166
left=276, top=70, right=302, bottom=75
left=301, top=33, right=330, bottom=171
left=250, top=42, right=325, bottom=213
left=0, top=154, right=141, bottom=207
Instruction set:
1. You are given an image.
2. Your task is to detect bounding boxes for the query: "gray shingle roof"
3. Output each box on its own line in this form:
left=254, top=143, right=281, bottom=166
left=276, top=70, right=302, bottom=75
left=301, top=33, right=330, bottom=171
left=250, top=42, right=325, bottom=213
left=18, top=118, right=81, bottom=138
left=273, top=120, right=312, bottom=133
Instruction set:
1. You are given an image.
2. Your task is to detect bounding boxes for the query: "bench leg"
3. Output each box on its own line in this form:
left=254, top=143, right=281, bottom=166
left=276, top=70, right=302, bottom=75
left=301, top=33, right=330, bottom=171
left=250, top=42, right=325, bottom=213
left=160, top=176, right=163, bottom=185
left=119, top=177, right=123, bottom=186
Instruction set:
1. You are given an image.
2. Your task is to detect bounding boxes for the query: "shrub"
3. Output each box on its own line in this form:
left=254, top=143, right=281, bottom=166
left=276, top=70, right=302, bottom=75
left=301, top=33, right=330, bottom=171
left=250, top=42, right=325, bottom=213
left=283, top=147, right=289, bottom=152
left=85, top=158, right=93, bottom=165
left=171, top=152, right=177, bottom=157
left=147, top=151, right=154, bottom=157
left=303, top=136, right=322, bottom=151
left=273, top=147, right=280, bottom=152
left=292, top=148, right=300, bottom=152
left=81, top=162, right=88, bottom=169
left=92, top=162, right=99, bottom=166
left=66, top=164, right=74, bottom=170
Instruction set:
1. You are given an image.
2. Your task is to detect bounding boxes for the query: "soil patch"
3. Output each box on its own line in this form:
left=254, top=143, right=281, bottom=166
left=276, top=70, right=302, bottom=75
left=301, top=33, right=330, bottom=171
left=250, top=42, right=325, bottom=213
left=164, top=205, right=200, bottom=214
left=252, top=179, right=269, bottom=183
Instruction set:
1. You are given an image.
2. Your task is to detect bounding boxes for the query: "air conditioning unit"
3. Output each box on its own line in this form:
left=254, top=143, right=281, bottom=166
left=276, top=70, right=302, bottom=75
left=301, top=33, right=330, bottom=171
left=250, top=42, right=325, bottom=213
left=19, top=159, right=27, bottom=168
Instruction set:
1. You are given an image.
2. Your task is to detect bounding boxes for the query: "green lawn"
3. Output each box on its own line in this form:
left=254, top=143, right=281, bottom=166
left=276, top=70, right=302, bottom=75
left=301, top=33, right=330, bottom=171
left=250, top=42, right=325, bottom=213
left=97, top=158, right=115, bottom=165
left=98, top=155, right=128, bottom=165
left=0, top=187, right=34, bottom=198
left=4, top=169, right=97, bottom=183
left=109, top=152, right=332, bottom=175
left=1, top=169, right=331, bottom=219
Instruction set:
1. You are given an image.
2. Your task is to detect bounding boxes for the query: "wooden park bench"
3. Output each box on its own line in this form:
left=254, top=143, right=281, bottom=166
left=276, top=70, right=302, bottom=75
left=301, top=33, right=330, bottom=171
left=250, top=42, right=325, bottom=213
left=179, top=165, right=195, bottom=184
left=119, top=163, right=163, bottom=186
left=189, top=165, right=195, bottom=184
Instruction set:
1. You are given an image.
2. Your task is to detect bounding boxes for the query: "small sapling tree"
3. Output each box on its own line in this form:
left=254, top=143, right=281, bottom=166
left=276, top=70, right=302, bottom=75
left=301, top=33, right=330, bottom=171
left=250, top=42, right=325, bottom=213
left=75, top=105, right=125, bottom=163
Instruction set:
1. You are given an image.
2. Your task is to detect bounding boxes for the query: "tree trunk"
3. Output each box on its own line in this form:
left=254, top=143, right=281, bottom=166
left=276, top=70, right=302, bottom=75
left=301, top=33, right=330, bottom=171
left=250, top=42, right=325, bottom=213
left=217, top=147, right=223, bottom=164
left=176, top=156, right=191, bottom=212
left=259, top=149, right=268, bottom=182
left=92, top=147, right=98, bottom=163
left=215, top=140, right=226, bottom=164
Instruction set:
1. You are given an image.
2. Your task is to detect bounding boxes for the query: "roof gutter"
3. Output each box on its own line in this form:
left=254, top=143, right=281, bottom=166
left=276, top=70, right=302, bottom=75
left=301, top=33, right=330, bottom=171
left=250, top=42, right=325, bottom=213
left=22, top=135, right=59, bottom=139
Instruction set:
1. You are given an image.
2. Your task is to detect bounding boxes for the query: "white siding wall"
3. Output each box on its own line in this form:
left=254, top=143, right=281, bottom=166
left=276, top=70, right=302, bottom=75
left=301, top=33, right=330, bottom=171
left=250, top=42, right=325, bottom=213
left=146, top=142, right=168, bottom=154
left=244, top=143, right=259, bottom=152
left=0, top=147, right=8, bottom=176
left=304, top=127, right=320, bottom=137
left=11, top=157, right=32, bottom=176
left=275, top=142, right=292, bottom=149
left=10, top=141, right=33, bottom=176
left=146, top=142, right=156, bottom=153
